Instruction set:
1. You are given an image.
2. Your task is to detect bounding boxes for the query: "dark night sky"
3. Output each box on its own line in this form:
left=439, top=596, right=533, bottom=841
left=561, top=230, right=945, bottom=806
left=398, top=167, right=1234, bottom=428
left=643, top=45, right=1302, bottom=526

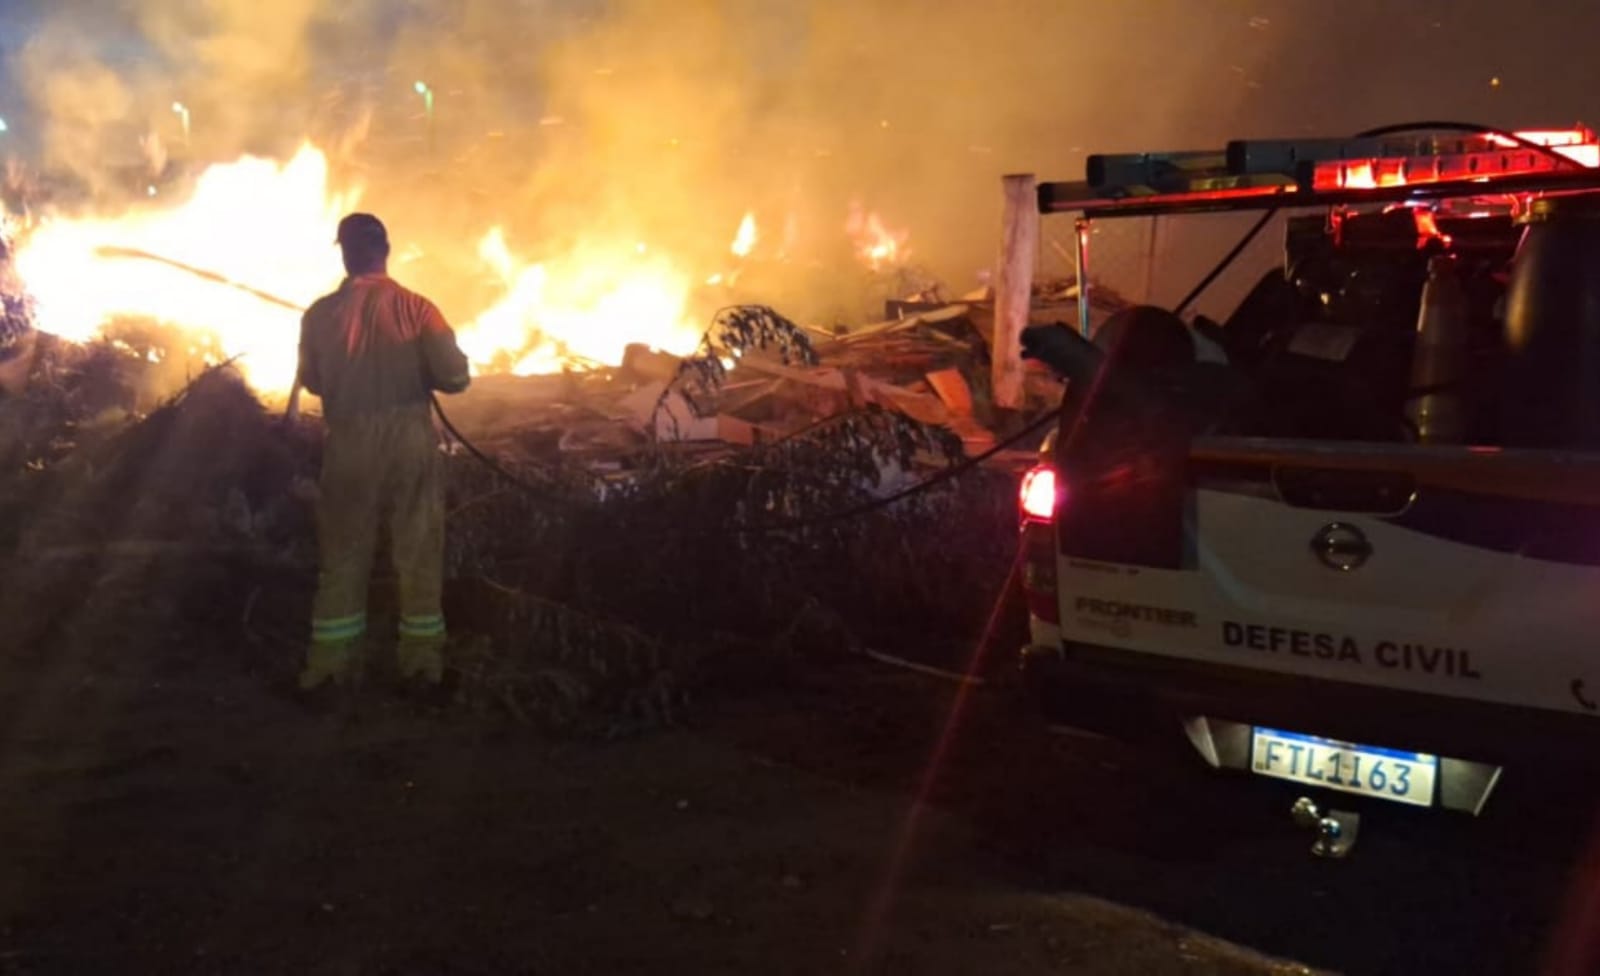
left=2, top=2, right=1597, bottom=145
left=1211, top=2, right=1600, bottom=140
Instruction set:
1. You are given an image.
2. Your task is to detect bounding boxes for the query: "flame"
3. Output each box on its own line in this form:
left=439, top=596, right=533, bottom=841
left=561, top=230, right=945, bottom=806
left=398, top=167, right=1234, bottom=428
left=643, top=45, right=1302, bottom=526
left=11, top=141, right=711, bottom=395
left=730, top=211, right=758, bottom=258
left=456, top=228, right=705, bottom=375
left=13, top=143, right=355, bottom=396
left=845, top=204, right=909, bottom=271
left=11, top=139, right=925, bottom=399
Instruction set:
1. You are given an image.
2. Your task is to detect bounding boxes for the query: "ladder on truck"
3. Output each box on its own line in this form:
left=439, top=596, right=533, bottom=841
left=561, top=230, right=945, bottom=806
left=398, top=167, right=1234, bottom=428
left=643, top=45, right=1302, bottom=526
left=989, top=125, right=1600, bottom=407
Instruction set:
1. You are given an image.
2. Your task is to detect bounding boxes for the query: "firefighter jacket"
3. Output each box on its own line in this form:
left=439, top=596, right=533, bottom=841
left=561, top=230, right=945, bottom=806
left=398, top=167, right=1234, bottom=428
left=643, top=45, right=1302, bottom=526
left=297, top=272, right=470, bottom=424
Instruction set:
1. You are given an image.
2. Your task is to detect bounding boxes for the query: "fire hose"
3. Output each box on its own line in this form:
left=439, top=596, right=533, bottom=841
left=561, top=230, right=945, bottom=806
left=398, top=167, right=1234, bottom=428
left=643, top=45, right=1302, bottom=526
left=82, top=121, right=1574, bottom=536
left=93, top=247, right=314, bottom=421
left=90, top=246, right=1058, bottom=534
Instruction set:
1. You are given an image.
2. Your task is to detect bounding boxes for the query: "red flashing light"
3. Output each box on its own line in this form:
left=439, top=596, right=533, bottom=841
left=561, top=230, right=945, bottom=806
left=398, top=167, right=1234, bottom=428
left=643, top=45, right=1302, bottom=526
left=1489, top=128, right=1596, bottom=156
left=1020, top=464, right=1058, bottom=521
left=1314, top=127, right=1600, bottom=193
left=1411, top=208, right=1453, bottom=249
left=1052, top=125, right=1600, bottom=216
left=1508, top=129, right=1588, bottom=144
left=1340, top=161, right=1377, bottom=190
left=1510, top=130, right=1600, bottom=167
left=1018, top=463, right=1061, bottom=624
left=1557, top=144, right=1600, bottom=167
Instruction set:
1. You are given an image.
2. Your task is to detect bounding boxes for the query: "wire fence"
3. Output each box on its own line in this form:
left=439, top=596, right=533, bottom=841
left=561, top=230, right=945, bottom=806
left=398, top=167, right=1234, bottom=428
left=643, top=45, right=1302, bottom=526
left=1035, top=209, right=1296, bottom=328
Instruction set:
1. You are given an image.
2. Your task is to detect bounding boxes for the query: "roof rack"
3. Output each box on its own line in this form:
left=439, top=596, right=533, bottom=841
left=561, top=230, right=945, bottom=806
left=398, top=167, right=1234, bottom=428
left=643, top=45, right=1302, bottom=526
left=1041, top=126, right=1600, bottom=218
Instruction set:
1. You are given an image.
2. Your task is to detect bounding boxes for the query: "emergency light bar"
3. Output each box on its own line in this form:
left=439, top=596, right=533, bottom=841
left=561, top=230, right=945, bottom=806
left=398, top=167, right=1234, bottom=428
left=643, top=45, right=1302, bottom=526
left=1045, top=126, right=1600, bottom=217
left=1489, top=129, right=1600, bottom=166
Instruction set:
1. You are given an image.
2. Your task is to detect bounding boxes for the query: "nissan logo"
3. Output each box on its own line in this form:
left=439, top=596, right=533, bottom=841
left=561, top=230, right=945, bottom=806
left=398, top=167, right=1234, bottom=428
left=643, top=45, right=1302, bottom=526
left=1311, top=522, right=1372, bottom=571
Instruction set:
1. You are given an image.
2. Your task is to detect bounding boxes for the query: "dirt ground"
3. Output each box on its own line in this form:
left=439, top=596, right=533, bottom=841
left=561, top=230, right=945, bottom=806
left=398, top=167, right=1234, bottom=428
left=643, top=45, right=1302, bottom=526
left=0, top=545, right=1329, bottom=976
left=3, top=540, right=1599, bottom=975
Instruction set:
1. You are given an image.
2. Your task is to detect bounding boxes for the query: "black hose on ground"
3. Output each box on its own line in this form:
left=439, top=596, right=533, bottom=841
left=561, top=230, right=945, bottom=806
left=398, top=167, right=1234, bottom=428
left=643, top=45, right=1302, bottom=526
left=428, top=393, right=589, bottom=510
left=93, top=213, right=1058, bottom=538
left=431, top=390, right=1057, bottom=536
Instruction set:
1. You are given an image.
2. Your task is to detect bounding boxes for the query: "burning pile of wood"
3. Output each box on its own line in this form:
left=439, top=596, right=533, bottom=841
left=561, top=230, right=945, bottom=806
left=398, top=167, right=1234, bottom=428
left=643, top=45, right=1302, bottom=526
left=0, top=169, right=1128, bottom=725
left=0, top=231, right=36, bottom=398
left=0, top=277, right=1131, bottom=730
left=439, top=283, right=1111, bottom=483
left=0, top=333, right=1028, bottom=728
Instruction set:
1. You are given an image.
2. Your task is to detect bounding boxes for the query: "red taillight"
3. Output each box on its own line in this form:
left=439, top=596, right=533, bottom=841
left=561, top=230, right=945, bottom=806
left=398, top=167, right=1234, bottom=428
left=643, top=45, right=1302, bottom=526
left=1019, top=464, right=1058, bottom=522
left=1018, top=464, right=1060, bottom=624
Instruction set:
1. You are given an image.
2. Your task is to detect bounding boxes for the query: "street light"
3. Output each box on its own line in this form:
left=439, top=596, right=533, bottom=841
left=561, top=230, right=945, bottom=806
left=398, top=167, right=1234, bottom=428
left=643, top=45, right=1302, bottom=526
left=413, top=81, right=435, bottom=153
left=172, top=101, right=190, bottom=144
left=0, top=117, right=8, bottom=134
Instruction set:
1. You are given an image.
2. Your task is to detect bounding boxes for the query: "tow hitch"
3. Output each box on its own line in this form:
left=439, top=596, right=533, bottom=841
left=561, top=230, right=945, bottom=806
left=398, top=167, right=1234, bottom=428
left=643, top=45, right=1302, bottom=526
left=1291, top=796, right=1360, bottom=858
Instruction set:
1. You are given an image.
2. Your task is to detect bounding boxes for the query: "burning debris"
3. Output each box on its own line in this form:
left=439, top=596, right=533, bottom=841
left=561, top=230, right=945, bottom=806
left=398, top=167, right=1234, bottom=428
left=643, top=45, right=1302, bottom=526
left=0, top=125, right=1116, bottom=728
left=1, top=138, right=1084, bottom=468
left=0, top=225, right=1097, bottom=726
left=0, top=224, right=35, bottom=391
left=429, top=292, right=1075, bottom=482
left=1, top=138, right=965, bottom=405
left=0, top=330, right=1027, bottom=728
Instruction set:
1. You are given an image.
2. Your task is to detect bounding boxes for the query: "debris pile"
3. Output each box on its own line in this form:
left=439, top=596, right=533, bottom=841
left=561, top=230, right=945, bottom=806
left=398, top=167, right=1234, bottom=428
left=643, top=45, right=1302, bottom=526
left=0, top=230, right=36, bottom=397
left=0, top=356, right=1023, bottom=728
left=440, top=289, right=1104, bottom=485
left=0, top=271, right=1122, bottom=727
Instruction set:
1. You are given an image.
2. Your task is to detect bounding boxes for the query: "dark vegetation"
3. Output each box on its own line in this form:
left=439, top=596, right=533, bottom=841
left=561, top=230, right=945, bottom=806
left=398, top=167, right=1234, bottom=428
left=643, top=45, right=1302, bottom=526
left=0, top=316, right=1025, bottom=733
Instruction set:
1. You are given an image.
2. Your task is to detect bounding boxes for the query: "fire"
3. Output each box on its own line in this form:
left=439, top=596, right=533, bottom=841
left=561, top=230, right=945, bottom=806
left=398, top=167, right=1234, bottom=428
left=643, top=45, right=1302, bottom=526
left=456, top=228, right=705, bottom=375
left=11, top=141, right=712, bottom=396
left=13, top=143, right=354, bottom=397
left=846, top=203, right=909, bottom=271
left=706, top=212, right=763, bottom=287
left=9, top=139, right=922, bottom=400
left=730, top=211, right=758, bottom=258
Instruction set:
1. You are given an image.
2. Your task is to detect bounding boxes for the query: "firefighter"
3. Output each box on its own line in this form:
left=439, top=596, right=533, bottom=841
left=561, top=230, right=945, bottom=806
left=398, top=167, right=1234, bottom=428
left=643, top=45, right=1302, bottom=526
left=296, top=213, right=471, bottom=690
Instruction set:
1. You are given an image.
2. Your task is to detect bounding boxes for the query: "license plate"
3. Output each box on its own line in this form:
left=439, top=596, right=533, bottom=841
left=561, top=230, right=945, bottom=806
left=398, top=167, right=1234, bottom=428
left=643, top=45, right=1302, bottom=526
left=1250, top=727, right=1437, bottom=807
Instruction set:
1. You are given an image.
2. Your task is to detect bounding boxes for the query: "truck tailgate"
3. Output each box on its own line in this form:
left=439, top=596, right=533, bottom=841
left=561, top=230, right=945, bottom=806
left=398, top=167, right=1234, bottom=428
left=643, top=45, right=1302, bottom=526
left=1055, top=437, right=1600, bottom=717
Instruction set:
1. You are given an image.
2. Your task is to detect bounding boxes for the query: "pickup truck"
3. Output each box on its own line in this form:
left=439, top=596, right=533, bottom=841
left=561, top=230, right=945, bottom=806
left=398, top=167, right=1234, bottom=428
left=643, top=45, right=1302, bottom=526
left=1013, top=124, right=1600, bottom=853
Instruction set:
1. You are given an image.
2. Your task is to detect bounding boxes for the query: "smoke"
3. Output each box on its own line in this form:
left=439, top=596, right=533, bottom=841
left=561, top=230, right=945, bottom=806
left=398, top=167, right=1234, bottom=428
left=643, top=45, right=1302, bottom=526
left=2, top=1, right=1284, bottom=318
left=13, top=9, right=142, bottom=198
left=12, top=1, right=1596, bottom=326
left=9, top=0, right=335, bottom=195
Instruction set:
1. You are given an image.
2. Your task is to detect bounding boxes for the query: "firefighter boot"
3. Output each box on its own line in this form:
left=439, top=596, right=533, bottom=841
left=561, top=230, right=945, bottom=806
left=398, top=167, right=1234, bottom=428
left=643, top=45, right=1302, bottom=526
left=396, top=633, right=446, bottom=685
left=299, top=633, right=366, bottom=691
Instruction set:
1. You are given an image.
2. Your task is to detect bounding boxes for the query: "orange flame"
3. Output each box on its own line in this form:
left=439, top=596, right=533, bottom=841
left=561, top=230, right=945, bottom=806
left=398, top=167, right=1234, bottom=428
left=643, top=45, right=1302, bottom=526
left=12, top=143, right=712, bottom=394
left=13, top=143, right=355, bottom=396
left=730, top=211, right=758, bottom=258
left=12, top=143, right=923, bottom=398
left=846, top=204, right=909, bottom=271
left=456, top=228, right=704, bottom=375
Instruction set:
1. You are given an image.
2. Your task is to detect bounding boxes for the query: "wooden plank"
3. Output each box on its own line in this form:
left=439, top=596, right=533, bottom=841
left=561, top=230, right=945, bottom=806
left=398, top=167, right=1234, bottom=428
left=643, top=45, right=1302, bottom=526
left=992, top=173, right=1038, bottom=410
left=946, top=415, right=996, bottom=455
left=860, top=378, right=949, bottom=426
left=925, top=368, right=974, bottom=417
left=621, top=343, right=683, bottom=382
left=715, top=413, right=760, bottom=446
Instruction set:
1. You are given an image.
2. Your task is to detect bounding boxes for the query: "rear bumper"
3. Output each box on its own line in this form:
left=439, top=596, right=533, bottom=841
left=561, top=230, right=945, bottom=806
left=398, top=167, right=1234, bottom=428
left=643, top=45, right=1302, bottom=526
left=1021, top=639, right=1600, bottom=772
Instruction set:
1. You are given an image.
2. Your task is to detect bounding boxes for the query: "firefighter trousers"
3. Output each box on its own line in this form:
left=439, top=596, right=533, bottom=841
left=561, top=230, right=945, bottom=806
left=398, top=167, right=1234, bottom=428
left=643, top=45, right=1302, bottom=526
left=304, top=405, right=447, bottom=686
